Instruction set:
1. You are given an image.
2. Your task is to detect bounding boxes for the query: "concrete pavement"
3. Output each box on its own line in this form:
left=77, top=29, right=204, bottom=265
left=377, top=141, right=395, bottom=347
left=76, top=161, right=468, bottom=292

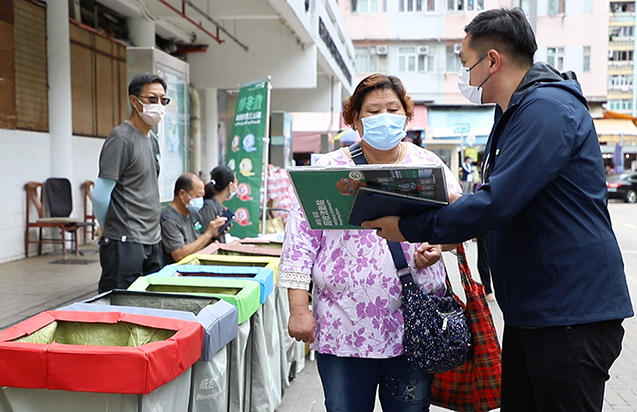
left=1, top=202, right=636, bottom=411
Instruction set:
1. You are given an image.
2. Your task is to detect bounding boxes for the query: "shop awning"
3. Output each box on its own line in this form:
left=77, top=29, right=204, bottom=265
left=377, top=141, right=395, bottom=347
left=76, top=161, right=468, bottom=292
left=593, top=118, right=637, bottom=139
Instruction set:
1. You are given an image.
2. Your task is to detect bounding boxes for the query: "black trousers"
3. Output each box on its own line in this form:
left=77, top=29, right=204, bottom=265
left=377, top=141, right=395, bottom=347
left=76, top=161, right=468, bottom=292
left=98, top=238, right=163, bottom=293
left=501, top=319, right=624, bottom=412
left=476, top=238, right=492, bottom=294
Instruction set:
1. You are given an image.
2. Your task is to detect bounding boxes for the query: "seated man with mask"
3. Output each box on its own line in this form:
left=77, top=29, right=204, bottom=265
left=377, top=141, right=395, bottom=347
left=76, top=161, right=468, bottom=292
left=160, top=173, right=228, bottom=265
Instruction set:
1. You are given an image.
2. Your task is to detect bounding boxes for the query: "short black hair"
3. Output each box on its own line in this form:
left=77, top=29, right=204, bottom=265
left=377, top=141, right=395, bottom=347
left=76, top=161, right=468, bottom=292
left=464, top=7, right=537, bottom=68
left=128, top=72, right=167, bottom=97
left=173, top=173, right=196, bottom=197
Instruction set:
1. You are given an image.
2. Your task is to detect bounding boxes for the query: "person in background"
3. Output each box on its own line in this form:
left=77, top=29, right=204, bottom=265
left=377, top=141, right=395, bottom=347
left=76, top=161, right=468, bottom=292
left=200, top=165, right=238, bottom=243
left=365, top=8, right=633, bottom=412
left=160, top=173, right=227, bottom=265
left=93, top=73, right=167, bottom=293
left=278, top=73, right=462, bottom=412
left=461, top=156, right=475, bottom=193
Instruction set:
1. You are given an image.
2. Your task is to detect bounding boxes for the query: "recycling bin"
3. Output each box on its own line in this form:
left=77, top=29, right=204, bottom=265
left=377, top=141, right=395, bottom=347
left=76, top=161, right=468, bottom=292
left=150, top=265, right=274, bottom=304
left=58, top=290, right=237, bottom=362
left=173, top=254, right=280, bottom=284
left=127, top=276, right=261, bottom=325
left=0, top=310, right=203, bottom=412
left=58, top=290, right=239, bottom=412
left=198, top=241, right=281, bottom=257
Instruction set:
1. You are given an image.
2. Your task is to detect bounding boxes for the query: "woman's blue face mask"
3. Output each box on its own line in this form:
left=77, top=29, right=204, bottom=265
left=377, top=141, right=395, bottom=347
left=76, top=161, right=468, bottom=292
left=360, top=113, right=407, bottom=151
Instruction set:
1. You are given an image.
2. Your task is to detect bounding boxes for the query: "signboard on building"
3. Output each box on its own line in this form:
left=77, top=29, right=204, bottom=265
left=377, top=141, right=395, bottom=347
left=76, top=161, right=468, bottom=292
left=453, top=123, right=470, bottom=134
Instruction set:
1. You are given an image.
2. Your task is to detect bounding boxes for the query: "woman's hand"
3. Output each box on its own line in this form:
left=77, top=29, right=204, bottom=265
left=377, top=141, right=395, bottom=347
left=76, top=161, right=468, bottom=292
left=288, top=288, right=316, bottom=343
left=414, top=243, right=442, bottom=269
left=288, top=308, right=316, bottom=343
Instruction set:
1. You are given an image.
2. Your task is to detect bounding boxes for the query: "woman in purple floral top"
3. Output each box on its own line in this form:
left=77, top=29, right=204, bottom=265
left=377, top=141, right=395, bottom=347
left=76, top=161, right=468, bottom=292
left=279, top=74, right=462, bottom=411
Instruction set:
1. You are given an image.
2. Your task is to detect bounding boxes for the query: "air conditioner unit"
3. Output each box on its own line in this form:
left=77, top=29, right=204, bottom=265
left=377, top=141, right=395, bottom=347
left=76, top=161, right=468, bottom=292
left=453, top=43, right=462, bottom=54
left=417, top=45, right=429, bottom=55
left=376, top=45, right=388, bottom=55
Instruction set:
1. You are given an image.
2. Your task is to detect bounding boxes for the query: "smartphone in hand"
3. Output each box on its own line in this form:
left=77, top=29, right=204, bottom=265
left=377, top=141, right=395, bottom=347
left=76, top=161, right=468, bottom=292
left=218, top=208, right=236, bottom=235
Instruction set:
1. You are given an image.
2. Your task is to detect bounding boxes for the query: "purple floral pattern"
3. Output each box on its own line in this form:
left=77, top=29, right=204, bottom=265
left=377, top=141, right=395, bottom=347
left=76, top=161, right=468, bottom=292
left=279, top=143, right=462, bottom=358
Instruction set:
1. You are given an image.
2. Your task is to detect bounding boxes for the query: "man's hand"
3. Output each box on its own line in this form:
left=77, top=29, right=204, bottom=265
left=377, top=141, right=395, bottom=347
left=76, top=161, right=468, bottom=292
left=415, top=243, right=442, bottom=269
left=449, top=192, right=463, bottom=204
left=204, top=216, right=227, bottom=238
left=360, top=215, right=406, bottom=242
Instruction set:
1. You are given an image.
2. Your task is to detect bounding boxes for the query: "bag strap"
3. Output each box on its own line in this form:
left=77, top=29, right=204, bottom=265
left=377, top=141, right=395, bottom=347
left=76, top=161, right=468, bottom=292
left=349, top=143, right=414, bottom=284
left=349, top=142, right=365, bottom=164
left=455, top=242, right=476, bottom=291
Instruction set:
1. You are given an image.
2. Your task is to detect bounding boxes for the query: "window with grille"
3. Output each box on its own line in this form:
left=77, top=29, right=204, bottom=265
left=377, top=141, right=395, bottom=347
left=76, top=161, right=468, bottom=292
left=511, top=0, right=530, bottom=13
left=608, top=99, right=633, bottom=112
left=355, top=47, right=387, bottom=73
left=353, top=0, right=386, bottom=13
left=547, top=47, right=564, bottom=70
left=447, top=0, right=484, bottom=11
left=548, top=0, right=565, bottom=15
left=608, top=75, right=633, bottom=88
left=446, top=45, right=461, bottom=72
left=398, top=0, right=435, bottom=12
left=399, top=0, right=421, bottom=12
left=418, top=54, right=434, bottom=72
left=70, top=22, right=127, bottom=138
left=0, top=0, right=50, bottom=131
left=399, top=47, right=417, bottom=72
left=609, top=49, right=633, bottom=61
left=582, top=46, right=590, bottom=72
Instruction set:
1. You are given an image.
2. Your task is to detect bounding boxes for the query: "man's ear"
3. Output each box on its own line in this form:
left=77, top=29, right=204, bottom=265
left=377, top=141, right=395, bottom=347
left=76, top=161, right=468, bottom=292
left=488, top=49, right=501, bottom=70
left=129, top=94, right=139, bottom=110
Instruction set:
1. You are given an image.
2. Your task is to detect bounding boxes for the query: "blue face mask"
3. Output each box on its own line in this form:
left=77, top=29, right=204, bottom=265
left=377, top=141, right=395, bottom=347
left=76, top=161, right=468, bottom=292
left=186, top=196, right=204, bottom=214
left=360, top=113, right=407, bottom=151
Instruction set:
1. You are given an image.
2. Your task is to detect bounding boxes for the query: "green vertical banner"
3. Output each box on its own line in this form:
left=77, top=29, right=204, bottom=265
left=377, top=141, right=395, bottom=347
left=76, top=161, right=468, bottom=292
left=225, top=79, right=270, bottom=239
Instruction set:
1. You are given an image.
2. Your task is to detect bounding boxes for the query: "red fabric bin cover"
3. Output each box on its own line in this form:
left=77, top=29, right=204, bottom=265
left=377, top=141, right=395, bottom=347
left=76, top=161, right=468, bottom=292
left=0, top=310, right=203, bottom=394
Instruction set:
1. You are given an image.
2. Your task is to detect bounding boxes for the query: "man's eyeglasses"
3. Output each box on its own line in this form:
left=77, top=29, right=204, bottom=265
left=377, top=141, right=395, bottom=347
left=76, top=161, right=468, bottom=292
left=136, top=95, right=171, bottom=106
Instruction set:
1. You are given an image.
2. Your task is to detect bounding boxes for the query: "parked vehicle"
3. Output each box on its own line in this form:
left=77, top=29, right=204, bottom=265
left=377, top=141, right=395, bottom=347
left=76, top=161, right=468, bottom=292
left=606, top=172, right=637, bottom=203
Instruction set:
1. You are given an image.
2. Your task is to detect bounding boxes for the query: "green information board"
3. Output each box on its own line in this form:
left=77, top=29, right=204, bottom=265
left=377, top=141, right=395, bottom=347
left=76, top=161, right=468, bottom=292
left=224, top=79, right=270, bottom=238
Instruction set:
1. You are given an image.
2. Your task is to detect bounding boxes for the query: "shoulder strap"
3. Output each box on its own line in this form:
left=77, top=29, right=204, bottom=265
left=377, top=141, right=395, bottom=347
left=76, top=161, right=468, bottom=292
left=349, top=144, right=411, bottom=275
left=349, top=142, right=367, bottom=165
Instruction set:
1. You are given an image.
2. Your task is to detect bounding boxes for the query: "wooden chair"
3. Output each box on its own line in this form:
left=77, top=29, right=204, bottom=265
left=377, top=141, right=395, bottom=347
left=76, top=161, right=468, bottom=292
left=83, top=180, right=96, bottom=244
left=25, top=180, right=83, bottom=258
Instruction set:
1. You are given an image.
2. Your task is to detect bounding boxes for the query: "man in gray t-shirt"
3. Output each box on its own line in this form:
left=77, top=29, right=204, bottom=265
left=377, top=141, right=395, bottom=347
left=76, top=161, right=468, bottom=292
left=92, top=73, right=169, bottom=293
left=161, top=173, right=227, bottom=265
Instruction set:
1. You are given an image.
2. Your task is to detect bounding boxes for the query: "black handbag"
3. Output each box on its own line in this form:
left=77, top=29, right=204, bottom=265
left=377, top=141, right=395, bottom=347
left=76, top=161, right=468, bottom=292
left=388, top=241, right=473, bottom=374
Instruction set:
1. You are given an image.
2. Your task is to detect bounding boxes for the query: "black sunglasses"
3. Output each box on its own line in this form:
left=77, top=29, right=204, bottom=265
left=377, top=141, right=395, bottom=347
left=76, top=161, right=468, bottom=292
left=136, top=95, right=171, bottom=106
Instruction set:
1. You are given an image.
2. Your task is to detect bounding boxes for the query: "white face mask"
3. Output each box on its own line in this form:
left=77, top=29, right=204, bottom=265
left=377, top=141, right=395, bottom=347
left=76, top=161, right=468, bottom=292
left=457, top=55, right=490, bottom=105
left=135, top=97, right=166, bottom=126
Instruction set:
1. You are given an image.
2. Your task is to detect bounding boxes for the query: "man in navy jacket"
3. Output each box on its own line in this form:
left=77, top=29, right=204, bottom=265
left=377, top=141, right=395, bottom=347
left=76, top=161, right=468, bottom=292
left=364, top=8, right=633, bottom=412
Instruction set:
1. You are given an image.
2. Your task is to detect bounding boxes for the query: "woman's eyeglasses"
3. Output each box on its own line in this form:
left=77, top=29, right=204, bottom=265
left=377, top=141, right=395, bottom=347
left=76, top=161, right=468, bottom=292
left=136, top=95, right=171, bottom=106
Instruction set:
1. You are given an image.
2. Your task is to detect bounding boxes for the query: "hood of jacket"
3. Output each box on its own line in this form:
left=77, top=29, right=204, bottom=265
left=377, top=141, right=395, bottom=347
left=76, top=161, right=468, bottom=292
left=509, top=61, right=589, bottom=109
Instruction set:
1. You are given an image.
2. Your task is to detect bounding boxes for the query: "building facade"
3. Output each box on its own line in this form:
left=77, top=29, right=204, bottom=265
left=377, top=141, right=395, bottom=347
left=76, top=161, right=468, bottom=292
left=0, top=0, right=355, bottom=263
left=339, top=0, right=609, bottom=174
